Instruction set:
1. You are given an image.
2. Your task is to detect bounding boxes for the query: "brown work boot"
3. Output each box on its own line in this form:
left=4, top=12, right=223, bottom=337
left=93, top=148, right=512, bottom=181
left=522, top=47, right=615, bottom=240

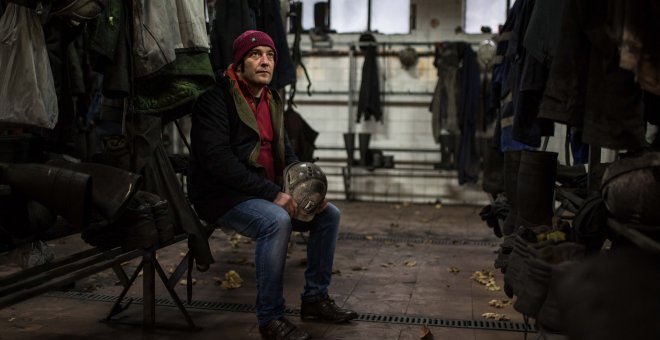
left=259, top=317, right=311, bottom=340
left=301, top=297, right=357, bottom=323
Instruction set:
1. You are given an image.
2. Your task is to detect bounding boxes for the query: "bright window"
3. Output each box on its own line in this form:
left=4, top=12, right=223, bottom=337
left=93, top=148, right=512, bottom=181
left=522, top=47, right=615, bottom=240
left=371, top=0, right=411, bottom=34
left=300, top=0, right=328, bottom=30
left=464, top=0, right=508, bottom=34
left=330, top=0, right=369, bottom=33
left=296, top=0, right=411, bottom=34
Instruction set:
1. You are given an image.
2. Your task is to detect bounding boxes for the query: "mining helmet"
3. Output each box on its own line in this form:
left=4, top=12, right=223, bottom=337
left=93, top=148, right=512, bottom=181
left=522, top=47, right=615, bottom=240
left=283, top=162, right=327, bottom=222
left=398, top=47, right=419, bottom=69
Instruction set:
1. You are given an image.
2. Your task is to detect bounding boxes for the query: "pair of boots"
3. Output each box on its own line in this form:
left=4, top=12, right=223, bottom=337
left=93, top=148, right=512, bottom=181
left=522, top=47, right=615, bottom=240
left=82, top=190, right=174, bottom=250
left=343, top=133, right=372, bottom=166
left=120, top=191, right=175, bottom=250
left=494, top=150, right=557, bottom=276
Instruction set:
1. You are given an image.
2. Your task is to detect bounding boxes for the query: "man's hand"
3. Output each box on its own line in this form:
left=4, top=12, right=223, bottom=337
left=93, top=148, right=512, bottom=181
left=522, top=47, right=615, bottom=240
left=274, top=192, right=297, bottom=217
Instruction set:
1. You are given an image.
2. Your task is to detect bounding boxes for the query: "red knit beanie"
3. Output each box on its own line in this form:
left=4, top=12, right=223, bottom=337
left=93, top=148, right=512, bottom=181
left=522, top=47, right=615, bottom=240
left=232, top=30, right=278, bottom=66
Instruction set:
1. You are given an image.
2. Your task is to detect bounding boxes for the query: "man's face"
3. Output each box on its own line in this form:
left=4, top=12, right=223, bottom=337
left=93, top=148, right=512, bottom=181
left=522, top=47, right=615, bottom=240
left=237, top=46, right=275, bottom=89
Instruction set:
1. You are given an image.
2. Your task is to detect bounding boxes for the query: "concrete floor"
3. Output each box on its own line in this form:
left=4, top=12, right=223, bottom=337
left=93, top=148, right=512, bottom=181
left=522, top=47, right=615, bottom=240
left=0, top=201, right=537, bottom=340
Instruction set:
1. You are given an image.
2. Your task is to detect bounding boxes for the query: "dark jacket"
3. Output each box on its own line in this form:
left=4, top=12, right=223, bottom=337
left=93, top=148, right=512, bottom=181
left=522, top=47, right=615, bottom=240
left=357, top=33, right=382, bottom=123
left=188, top=75, right=298, bottom=223
left=210, top=0, right=295, bottom=89
left=284, top=106, right=319, bottom=162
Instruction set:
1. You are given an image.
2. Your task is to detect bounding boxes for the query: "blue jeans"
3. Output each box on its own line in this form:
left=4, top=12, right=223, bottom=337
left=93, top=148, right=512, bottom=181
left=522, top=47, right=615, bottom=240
left=217, top=199, right=340, bottom=326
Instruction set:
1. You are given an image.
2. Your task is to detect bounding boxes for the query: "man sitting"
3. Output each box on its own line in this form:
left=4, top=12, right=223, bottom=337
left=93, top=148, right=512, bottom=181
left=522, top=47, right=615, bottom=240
left=187, top=30, right=357, bottom=339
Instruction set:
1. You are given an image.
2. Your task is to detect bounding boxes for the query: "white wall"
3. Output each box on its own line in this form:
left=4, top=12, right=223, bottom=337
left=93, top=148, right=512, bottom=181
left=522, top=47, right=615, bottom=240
left=288, top=0, right=497, bottom=204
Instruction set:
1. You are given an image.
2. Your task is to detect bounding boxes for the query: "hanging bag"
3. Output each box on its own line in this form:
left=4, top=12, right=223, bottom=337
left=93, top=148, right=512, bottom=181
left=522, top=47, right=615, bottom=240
left=0, top=4, right=58, bottom=129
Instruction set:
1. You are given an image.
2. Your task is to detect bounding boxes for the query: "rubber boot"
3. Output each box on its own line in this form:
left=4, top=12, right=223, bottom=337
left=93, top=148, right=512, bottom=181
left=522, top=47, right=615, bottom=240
left=482, top=142, right=505, bottom=195
left=47, top=159, right=142, bottom=223
left=313, top=1, right=329, bottom=31
left=135, top=191, right=175, bottom=244
left=438, top=134, right=454, bottom=170
left=515, top=150, right=558, bottom=229
left=120, top=191, right=159, bottom=250
left=0, top=163, right=91, bottom=228
left=358, top=133, right=371, bottom=166
left=343, top=133, right=356, bottom=166
left=501, top=151, right=522, bottom=235
left=121, top=204, right=159, bottom=250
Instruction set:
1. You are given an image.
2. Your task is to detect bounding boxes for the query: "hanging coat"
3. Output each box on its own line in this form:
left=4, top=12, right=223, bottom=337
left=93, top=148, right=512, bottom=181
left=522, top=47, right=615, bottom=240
left=210, top=0, right=295, bottom=88
left=284, top=107, right=319, bottom=162
left=210, top=0, right=257, bottom=74
left=357, top=33, right=382, bottom=123
left=257, top=0, right=296, bottom=88
left=430, top=42, right=461, bottom=142
left=132, top=0, right=209, bottom=78
left=456, top=42, right=481, bottom=185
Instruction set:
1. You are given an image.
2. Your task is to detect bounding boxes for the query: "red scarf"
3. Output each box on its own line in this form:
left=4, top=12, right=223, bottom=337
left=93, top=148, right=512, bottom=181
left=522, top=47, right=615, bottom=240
left=227, top=67, right=275, bottom=181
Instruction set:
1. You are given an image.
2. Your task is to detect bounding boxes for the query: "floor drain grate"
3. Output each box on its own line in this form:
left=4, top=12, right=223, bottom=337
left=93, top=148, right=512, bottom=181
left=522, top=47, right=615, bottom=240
left=338, top=233, right=500, bottom=247
left=354, top=313, right=535, bottom=332
left=45, top=291, right=534, bottom=333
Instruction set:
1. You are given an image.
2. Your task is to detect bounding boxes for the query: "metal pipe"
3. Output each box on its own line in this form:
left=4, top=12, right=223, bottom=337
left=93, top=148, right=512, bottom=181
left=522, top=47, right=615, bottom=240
left=347, top=45, right=357, bottom=133
left=316, top=146, right=440, bottom=153
left=294, top=99, right=430, bottom=107
left=306, top=90, right=433, bottom=96
left=311, top=40, right=481, bottom=47
left=302, top=50, right=435, bottom=58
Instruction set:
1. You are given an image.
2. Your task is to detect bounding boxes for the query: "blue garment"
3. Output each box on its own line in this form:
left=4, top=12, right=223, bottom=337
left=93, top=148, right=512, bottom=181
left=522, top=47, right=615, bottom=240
left=490, top=0, right=522, bottom=151
left=570, top=129, right=589, bottom=165
left=500, top=101, right=533, bottom=152
left=501, top=123, right=534, bottom=152
left=217, top=199, right=340, bottom=326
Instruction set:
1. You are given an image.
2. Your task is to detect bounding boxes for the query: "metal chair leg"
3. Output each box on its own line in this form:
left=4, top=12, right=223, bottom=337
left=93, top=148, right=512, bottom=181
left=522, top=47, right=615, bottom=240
left=152, top=256, right=197, bottom=329
left=107, top=260, right=144, bottom=320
